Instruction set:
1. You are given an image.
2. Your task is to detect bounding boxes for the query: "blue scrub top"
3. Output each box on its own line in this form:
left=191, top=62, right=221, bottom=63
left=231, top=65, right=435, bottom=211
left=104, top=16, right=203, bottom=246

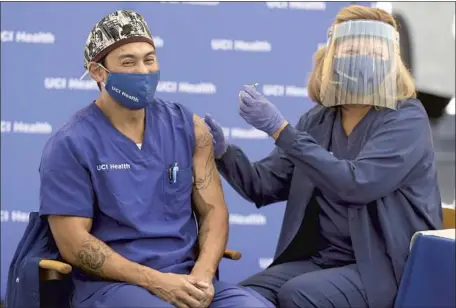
left=312, top=108, right=378, bottom=267
left=39, top=99, right=197, bottom=301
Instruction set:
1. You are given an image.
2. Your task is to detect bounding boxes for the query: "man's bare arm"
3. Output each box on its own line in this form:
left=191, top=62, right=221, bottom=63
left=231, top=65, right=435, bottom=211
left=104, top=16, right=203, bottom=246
left=191, top=114, right=229, bottom=281
left=48, top=216, right=162, bottom=288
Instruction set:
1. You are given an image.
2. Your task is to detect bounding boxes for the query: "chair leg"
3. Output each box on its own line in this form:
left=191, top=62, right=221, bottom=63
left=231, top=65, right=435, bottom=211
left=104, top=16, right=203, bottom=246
left=40, top=278, right=73, bottom=308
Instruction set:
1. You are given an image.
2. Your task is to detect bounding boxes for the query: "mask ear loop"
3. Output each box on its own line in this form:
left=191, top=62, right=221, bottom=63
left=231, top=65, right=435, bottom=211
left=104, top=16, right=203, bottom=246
left=96, top=63, right=110, bottom=89
left=80, top=62, right=110, bottom=91
left=79, top=61, right=110, bottom=80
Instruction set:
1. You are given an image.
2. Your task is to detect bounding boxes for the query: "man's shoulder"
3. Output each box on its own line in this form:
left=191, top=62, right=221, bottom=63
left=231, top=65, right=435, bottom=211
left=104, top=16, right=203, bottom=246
left=152, top=98, right=193, bottom=114
left=50, top=105, right=94, bottom=139
left=151, top=98, right=195, bottom=127
left=41, top=104, right=96, bottom=166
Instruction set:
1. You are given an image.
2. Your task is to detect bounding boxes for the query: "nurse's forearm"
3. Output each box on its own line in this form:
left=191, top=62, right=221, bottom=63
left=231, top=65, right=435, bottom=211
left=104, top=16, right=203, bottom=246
left=66, top=232, right=164, bottom=289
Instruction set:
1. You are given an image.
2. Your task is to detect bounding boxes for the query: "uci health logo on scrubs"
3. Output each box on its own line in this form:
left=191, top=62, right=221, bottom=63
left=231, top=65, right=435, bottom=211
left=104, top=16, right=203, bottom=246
left=96, top=163, right=131, bottom=171
left=266, top=2, right=326, bottom=10
left=262, top=84, right=308, bottom=98
left=211, top=39, right=272, bottom=52
left=1, top=30, right=55, bottom=44
left=1, top=120, right=52, bottom=134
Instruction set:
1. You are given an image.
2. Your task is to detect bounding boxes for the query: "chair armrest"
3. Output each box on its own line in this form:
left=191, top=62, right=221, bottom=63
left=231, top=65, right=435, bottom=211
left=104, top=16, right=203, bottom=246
left=223, top=249, right=242, bottom=260
left=443, top=207, right=456, bottom=229
left=39, top=260, right=72, bottom=281
left=39, top=260, right=72, bottom=274
left=38, top=249, right=240, bottom=282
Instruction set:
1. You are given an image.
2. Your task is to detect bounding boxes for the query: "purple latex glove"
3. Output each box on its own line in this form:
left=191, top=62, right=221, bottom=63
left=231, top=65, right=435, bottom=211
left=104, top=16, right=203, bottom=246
left=238, top=84, right=285, bottom=136
left=204, top=114, right=228, bottom=159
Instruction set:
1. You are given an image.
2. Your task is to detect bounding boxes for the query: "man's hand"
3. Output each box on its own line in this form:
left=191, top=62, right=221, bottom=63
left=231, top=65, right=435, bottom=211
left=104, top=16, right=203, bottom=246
left=194, top=282, right=215, bottom=308
left=147, top=272, right=209, bottom=308
left=190, top=268, right=216, bottom=308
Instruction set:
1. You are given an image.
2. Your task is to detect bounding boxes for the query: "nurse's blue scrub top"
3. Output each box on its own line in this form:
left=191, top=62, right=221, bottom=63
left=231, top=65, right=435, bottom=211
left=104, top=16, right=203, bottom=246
left=311, top=107, right=377, bottom=267
left=39, top=99, right=197, bottom=300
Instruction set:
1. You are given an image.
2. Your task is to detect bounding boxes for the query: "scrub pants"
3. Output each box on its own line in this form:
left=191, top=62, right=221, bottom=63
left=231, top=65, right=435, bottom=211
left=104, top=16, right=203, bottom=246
left=240, top=260, right=368, bottom=308
left=73, top=279, right=274, bottom=308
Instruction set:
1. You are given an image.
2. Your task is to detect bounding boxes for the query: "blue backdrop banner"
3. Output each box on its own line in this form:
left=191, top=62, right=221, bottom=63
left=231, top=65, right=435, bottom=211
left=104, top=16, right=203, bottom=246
left=1, top=1, right=367, bottom=299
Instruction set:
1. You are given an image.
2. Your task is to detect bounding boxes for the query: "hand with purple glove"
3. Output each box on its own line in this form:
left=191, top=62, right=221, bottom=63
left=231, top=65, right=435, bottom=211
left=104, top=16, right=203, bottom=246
left=204, top=114, right=228, bottom=159
left=238, top=84, right=286, bottom=136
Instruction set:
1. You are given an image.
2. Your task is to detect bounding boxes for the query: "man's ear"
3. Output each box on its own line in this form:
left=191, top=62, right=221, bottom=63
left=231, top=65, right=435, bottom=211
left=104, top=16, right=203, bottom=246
left=88, top=62, right=106, bottom=83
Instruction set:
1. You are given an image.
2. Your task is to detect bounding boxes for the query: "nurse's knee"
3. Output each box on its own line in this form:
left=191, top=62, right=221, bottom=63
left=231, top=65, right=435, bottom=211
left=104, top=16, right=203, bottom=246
left=277, top=278, right=317, bottom=308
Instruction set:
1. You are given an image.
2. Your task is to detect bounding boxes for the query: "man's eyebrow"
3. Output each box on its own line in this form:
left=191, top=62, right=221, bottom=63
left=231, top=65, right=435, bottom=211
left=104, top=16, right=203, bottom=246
left=118, top=54, right=136, bottom=60
left=118, top=51, right=156, bottom=60
left=144, top=51, right=156, bottom=57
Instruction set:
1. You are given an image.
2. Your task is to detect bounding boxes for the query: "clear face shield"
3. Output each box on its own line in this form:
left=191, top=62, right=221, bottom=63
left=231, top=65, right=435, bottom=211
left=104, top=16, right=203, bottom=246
left=320, top=20, right=400, bottom=110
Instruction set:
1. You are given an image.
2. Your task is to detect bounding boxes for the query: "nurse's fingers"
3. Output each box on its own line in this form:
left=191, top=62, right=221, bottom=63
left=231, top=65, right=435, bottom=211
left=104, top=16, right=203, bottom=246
left=243, top=84, right=262, bottom=99
left=239, top=90, right=254, bottom=105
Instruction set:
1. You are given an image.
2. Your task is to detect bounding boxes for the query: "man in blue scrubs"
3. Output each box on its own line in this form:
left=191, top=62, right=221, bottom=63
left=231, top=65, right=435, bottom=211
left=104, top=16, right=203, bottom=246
left=39, top=10, right=272, bottom=308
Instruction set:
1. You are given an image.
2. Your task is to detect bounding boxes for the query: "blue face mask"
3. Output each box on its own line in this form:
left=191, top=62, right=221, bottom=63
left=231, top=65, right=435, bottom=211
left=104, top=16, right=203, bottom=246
left=103, top=70, right=160, bottom=110
left=332, top=56, right=391, bottom=95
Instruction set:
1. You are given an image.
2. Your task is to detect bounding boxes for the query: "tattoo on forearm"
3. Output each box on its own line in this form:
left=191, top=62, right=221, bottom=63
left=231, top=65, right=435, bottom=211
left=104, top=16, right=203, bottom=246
left=76, top=237, right=113, bottom=276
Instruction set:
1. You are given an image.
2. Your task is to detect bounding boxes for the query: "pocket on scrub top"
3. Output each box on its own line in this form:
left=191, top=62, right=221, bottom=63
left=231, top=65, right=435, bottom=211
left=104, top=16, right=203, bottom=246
left=163, top=165, right=193, bottom=220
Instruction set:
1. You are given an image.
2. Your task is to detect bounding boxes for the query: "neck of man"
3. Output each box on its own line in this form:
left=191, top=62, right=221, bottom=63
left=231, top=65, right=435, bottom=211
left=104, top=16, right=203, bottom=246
left=95, top=93, right=146, bottom=142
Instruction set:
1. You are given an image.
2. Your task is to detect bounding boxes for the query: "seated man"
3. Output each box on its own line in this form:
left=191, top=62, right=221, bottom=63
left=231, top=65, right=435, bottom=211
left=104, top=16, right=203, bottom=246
left=39, top=10, right=272, bottom=308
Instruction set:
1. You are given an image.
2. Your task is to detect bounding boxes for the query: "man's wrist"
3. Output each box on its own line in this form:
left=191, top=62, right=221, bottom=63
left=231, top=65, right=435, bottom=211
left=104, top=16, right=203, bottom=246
left=191, top=263, right=216, bottom=282
left=136, top=265, right=165, bottom=290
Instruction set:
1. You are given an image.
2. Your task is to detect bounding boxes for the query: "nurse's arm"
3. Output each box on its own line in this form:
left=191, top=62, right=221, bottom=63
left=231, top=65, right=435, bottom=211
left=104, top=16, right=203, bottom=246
left=215, top=144, right=294, bottom=208
left=48, top=215, right=165, bottom=289
left=214, top=115, right=307, bottom=208
left=272, top=102, right=432, bottom=204
left=191, top=114, right=229, bottom=282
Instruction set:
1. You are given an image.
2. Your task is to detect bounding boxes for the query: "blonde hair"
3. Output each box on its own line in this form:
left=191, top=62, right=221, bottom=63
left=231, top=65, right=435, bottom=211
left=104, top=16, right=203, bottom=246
left=307, top=5, right=416, bottom=104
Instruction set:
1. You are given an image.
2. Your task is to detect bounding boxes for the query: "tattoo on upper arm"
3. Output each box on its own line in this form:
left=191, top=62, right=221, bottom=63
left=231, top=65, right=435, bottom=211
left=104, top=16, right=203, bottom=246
left=76, top=237, right=113, bottom=276
left=195, top=130, right=212, bottom=149
left=194, top=144, right=217, bottom=191
left=193, top=116, right=221, bottom=191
